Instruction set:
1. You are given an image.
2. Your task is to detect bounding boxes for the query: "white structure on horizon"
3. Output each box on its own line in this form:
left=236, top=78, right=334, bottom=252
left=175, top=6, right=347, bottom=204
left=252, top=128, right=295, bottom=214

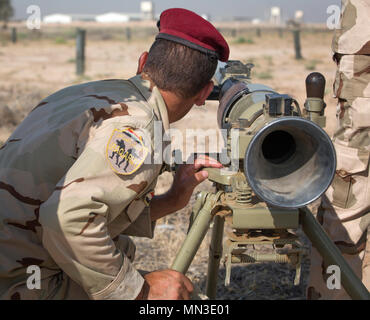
left=43, top=13, right=96, bottom=24
left=141, top=1, right=155, bottom=20
left=270, top=6, right=281, bottom=25
left=95, top=12, right=142, bottom=23
left=294, top=10, right=304, bottom=23
left=43, top=14, right=72, bottom=24
left=43, top=8, right=154, bottom=24
left=96, top=12, right=130, bottom=23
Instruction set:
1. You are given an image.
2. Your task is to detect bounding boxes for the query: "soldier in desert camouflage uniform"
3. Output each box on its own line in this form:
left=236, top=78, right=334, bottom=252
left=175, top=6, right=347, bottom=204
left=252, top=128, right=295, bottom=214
left=307, top=0, right=370, bottom=299
left=0, top=9, right=229, bottom=300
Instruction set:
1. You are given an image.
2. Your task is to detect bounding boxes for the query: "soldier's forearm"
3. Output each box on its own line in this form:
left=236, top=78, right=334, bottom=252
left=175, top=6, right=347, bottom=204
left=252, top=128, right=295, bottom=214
left=149, top=191, right=182, bottom=221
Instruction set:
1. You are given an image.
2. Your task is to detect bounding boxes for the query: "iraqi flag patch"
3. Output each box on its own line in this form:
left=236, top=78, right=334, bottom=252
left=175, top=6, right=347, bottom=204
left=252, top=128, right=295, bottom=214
left=106, top=128, right=149, bottom=175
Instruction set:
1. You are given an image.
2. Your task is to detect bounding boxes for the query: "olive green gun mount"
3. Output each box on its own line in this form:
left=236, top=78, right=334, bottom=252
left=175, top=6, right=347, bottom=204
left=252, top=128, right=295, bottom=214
left=171, top=61, right=370, bottom=300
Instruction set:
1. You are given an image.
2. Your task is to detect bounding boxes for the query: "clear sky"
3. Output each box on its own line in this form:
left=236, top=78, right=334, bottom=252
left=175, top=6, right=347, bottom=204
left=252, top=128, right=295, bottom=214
left=12, top=0, right=341, bottom=22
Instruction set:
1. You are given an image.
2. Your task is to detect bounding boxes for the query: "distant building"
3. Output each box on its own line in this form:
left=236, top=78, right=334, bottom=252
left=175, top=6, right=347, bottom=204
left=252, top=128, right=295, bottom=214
left=270, top=6, right=281, bottom=25
left=140, top=1, right=155, bottom=20
left=69, top=14, right=96, bottom=22
left=43, top=9, right=152, bottom=24
left=43, top=13, right=96, bottom=24
left=43, top=14, right=72, bottom=24
left=232, top=16, right=252, bottom=22
left=96, top=13, right=130, bottom=23
left=95, top=12, right=142, bottom=23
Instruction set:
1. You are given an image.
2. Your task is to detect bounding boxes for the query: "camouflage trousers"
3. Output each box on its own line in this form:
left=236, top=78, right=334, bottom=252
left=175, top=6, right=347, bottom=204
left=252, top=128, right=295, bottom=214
left=307, top=54, right=370, bottom=299
left=2, top=235, right=136, bottom=300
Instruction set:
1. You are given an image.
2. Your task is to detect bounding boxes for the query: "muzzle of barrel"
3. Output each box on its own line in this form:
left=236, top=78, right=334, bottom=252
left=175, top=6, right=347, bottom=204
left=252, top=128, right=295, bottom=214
left=244, top=117, right=336, bottom=209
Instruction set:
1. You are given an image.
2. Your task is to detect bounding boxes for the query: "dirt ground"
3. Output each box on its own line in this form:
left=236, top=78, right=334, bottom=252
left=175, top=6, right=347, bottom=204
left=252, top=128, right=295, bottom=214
left=0, top=22, right=339, bottom=299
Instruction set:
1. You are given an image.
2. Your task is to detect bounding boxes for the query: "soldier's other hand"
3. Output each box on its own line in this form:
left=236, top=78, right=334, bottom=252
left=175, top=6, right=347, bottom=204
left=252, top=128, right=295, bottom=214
left=136, top=269, right=194, bottom=300
left=168, top=155, right=223, bottom=210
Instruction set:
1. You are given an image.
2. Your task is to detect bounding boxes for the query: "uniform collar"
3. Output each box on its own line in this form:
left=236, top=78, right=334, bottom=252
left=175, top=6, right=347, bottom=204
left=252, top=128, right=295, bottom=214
left=128, top=74, right=170, bottom=131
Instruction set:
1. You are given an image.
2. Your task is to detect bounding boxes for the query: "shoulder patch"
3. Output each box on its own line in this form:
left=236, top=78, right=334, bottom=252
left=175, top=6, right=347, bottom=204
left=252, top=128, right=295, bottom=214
left=106, top=128, right=148, bottom=175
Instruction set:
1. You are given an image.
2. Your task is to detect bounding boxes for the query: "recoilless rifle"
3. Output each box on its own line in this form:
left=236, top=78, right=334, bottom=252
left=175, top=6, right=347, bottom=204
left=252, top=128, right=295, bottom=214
left=171, top=60, right=370, bottom=300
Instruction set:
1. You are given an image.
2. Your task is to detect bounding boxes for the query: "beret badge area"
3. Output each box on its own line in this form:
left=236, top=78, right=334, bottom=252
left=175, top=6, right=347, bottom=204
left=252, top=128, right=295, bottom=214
left=106, top=128, right=148, bottom=175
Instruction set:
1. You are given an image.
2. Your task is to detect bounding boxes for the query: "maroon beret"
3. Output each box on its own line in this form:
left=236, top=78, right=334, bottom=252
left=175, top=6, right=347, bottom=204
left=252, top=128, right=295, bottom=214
left=156, top=8, right=230, bottom=62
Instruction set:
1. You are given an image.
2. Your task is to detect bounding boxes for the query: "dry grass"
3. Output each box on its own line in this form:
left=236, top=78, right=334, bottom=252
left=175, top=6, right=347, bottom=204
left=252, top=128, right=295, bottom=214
left=0, top=23, right=337, bottom=299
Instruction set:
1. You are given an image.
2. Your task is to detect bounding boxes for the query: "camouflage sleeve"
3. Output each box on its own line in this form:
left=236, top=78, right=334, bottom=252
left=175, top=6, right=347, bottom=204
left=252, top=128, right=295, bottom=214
left=39, top=118, right=156, bottom=300
left=332, top=0, right=370, bottom=55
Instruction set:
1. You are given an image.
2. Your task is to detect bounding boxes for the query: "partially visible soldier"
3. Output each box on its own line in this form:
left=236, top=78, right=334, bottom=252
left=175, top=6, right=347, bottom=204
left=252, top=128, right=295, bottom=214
left=307, top=0, right=370, bottom=299
left=0, top=9, right=229, bottom=300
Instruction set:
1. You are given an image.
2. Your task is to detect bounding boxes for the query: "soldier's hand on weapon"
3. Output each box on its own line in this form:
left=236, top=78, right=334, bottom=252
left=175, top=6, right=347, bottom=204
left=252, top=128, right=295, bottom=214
left=136, top=269, right=194, bottom=300
left=149, top=155, right=222, bottom=221
left=169, top=155, right=223, bottom=210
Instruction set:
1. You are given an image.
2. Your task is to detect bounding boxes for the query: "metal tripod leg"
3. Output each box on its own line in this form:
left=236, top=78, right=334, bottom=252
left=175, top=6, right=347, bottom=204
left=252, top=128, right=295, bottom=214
left=171, top=192, right=222, bottom=274
left=300, top=207, right=370, bottom=300
left=206, top=215, right=225, bottom=299
left=187, top=191, right=208, bottom=233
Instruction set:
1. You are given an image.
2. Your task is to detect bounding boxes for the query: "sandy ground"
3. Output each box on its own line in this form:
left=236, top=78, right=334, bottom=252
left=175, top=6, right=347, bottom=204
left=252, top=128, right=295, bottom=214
left=0, top=23, right=339, bottom=299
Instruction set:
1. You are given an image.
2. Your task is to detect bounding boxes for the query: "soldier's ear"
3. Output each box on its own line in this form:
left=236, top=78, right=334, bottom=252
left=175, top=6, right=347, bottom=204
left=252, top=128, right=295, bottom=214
left=194, top=81, right=214, bottom=106
left=137, top=52, right=149, bottom=75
